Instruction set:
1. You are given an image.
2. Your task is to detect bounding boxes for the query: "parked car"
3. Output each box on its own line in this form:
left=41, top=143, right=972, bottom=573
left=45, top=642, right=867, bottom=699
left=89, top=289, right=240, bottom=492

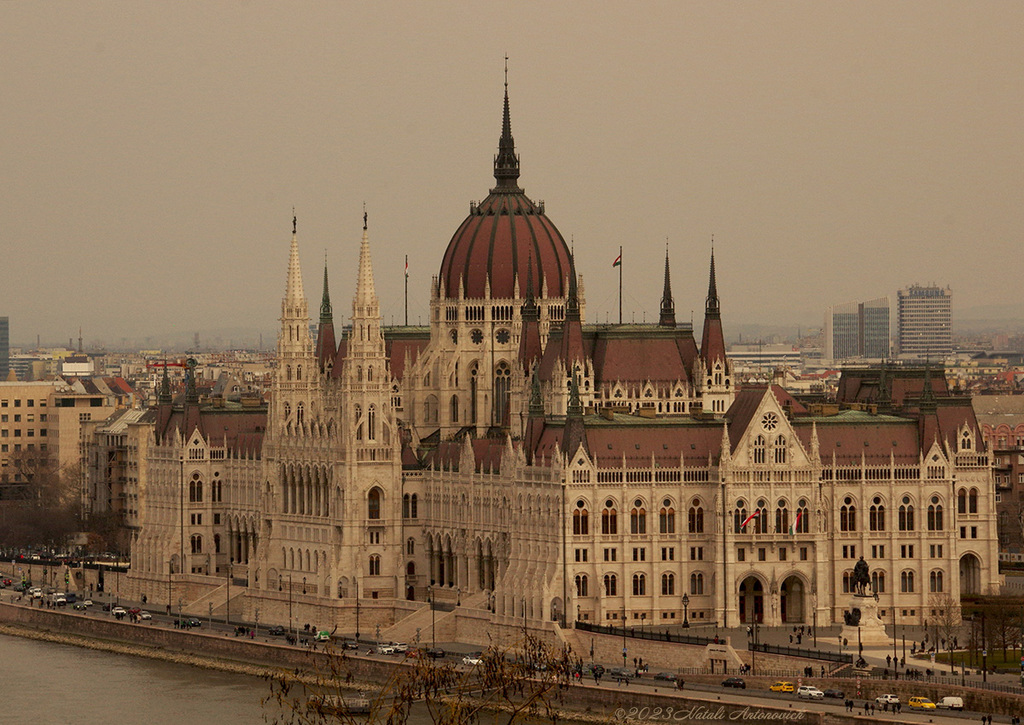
left=139, top=611, right=152, bottom=620
left=722, top=677, right=746, bottom=689
left=267, top=625, right=286, bottom=636
left=653, top=672, right=677, bottom=682
left=875, top=694, right=900, bottom=706
left=340, top=639, right=360, bottom=650
left=390, top=642, right=408, bottom=652
left=822, top=689, right=845, bottom=699
left=463, top=654, right=483, bottom=666
left=770, top=681, right=794, bottom=693
left=424, top=648, right=446, bottom=659
left=908, top=697, right=936, bottom=709
left=936, top=696, right=963, bottom=711
left=111, top=606, right=127, bottom=617
left=376, top=643, right=396, bottom=655
left=797, top=686, right=824, bottom=700
left=609, top=667, right=633, bottom=681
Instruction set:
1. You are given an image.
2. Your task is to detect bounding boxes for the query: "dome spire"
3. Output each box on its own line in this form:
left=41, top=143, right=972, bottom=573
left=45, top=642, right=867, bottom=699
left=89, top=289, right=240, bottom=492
left=493, top=55, right=521, bottom=191
left=706, top=236, right=720, bottom=317
left=659, top=240, right=676, bottom=327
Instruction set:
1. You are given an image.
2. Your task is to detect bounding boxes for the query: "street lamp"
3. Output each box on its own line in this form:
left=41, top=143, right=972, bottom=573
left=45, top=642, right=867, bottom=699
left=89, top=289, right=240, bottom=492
left=682, top=593, right=690, bottom=629
left=355, top=579, right=361, bottom=642
left=427, top=585, right=434, bottom=648
left=640, top=612, right=646, bottom=635
left=621, top=608, right=627, bottom=667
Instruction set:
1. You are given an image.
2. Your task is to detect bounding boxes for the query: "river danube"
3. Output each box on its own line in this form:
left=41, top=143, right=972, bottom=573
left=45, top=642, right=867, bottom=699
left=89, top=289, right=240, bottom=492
left=0, top=633, right=268, bottom=723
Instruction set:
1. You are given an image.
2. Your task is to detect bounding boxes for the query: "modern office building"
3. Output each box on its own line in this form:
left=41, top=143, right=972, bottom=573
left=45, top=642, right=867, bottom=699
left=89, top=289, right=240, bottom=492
left=823, top=298, right=890, bottom=362
left=897, top=285, right=952, bottom=358
left=0, top=317, right=9, bottom=381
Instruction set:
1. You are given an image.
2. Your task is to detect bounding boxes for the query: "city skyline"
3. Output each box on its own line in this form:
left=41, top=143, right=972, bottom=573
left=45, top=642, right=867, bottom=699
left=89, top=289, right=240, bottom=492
left=2, top=3, right=1022, bottom=348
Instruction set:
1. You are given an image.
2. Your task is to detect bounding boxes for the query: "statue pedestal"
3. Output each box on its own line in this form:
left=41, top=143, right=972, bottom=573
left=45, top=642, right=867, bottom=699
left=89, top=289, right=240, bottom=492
left=839, top=594, right=891, bottom=647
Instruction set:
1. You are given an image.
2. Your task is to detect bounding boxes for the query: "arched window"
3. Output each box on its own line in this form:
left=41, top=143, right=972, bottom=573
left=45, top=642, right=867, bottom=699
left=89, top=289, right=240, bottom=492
left=660, top=503, right=676, bottom=534
left=190, top=535, right=202, bottom=554
left=189, top=474, right=203, bottom=503
left=368, top=488, right=381, bottom=520
left=961, top=431, right=972, bottom=450
left=283, top=402, right=291, bottom=420
left=774, top=435, right=787, bottom=464
left=367, top=405, right=376, bottom=440
left=957, top=488, right=967, bottom=513
left=753, top=435, right=766, bottom=464
left=493, top=361, right=511, bottom=426
left=601, top=502, right=618, bottom=535
left=690, top=572, right=704, bottom=595
left=688, top=500, right=704, bottom=533
left=410, top=494, right=418, bottom=518
left=406, top=538, right=415, bottom=555
left=632, top=573, right=646, bottom=596
left=662, top=573, right=675, bottom=596
left=354, top=405, right=363, bottom=440
left=356, top=365, right=362, bottom=382
left=840, top=497, right=856, bottom=532
left=733, top=501, right=748, bottom=534
left=575, top=574, right=589, bottom=597
left=869, top=497, right=885, bottom=531
left=898, top=496, right=915, bottom=531
left=930, top=570, right=944, bottom=593
left=369, top=554, right=381, bottom=576
left=796, top=500, right=810, bottom=533
left=775, top=500, right=789, bottom=534
left=603, top=574, right=617, bottom=596
left=754, top=500, right=769, bottom=534
left=927, top=496, right=944, bottom=531
left=450, top=395, right=459, bottom=424
left=403, top=494, right=410, bottom=518
left=296, top=402, right=304, bottom=426
left=900, top=570, right=915, bottom=593
left=424, top=396, right=438, bottom=424
left=366, top=365, right=372, bottom=382
left=968, top=488, right=978, bottom=514
left=842, top=571, right=852, bottom=593
left=871, top=570, right=886, bottom=594
left=286, top=365, right=292, bottom=381
left=630, top=501, right=647, bottom=534
left=573, top=501, right=590, bottom=535
left=296, top=364, right=302, bottom=381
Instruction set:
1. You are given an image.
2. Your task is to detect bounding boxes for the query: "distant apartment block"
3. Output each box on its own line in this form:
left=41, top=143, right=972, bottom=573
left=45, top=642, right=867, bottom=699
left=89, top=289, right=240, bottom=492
left=0, top=317, right=8, bottom=381
left=823, top=297, right=890, bottom=362
left=898, top=285, right=952, bottom=358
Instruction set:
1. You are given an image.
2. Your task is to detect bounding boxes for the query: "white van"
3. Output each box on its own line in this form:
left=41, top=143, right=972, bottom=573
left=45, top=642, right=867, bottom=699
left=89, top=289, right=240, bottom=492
left=936, top=696, right=963, bottom=711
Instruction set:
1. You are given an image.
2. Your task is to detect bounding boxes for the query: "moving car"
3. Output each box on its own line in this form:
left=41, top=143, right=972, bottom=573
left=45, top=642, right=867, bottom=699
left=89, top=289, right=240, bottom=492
left=770, top=681, right=794, bottom=693
left=609, top=667, right=633, bottom=681
left=822, top=689, right=845, bottom=699
left=376, top=643, right=396, bottom=655
left=424, top=648, right=446, bottom=659
left=390, top=642, right=408, bottom=652
left=797, top=686, right=824, bottom=700
left=653, top=672, right=677, bottom=682
left=267, top=625, right=286, bottom=636
left=722, top=677, right=746, bottom=689
left=139, top=611, right=152, bottom=620
left=908, top=697, right=936, bottom=710
left=111, top=606, right=127, bottom=617
left=463, top=653, right=483, bottom=666
left=875, top=694, right=900, bottom=706
left=936, top=696, right=963, bottom=711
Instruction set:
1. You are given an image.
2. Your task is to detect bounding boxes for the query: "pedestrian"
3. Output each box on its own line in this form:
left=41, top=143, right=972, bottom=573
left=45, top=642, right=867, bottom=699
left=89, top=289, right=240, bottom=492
left=820, top=665, right=825, bottom=677
left=790, top=634, right=793, bottom=644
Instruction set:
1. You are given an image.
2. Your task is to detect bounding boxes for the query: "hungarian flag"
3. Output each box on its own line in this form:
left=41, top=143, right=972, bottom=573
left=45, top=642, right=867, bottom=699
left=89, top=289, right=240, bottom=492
left=612, top=253, right=621, bottom=267
left=790, top=511, right=804, bottom=535
left=404, top=256, right=408, bottom=278
left=740, top=510, right=760, bottom=529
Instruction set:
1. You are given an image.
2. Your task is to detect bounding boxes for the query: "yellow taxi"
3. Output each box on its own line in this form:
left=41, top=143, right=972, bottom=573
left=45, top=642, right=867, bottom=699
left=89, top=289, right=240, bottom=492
left=769, top=681, right=795, bottom=693
left=908, top=697, right=936, bottom=709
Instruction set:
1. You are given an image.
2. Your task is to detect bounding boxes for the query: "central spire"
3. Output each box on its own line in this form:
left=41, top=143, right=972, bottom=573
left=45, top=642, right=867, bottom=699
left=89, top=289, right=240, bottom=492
left=493, top=56, right=521, bottom=191
left=659, top=243, right=676, bottom=327
left=705, top=242, right=720, bottom=318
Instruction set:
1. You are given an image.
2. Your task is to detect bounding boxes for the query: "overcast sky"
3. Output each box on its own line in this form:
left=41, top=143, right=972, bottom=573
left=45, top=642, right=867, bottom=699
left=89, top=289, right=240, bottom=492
left=2, top=2, right=1021, bottom=349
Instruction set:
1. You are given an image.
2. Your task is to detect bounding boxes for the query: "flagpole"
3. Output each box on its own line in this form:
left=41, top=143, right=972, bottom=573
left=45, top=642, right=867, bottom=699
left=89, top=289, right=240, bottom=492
left=618, top=245, right=622, bottom=325
left=404, top=255, right=409, bottom=326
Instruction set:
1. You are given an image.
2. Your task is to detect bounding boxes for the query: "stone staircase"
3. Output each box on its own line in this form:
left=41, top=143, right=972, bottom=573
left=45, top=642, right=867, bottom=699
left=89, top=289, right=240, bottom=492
left=183, top=582, right=246, bottom=621
left=382, top=602, right=458, bottom=646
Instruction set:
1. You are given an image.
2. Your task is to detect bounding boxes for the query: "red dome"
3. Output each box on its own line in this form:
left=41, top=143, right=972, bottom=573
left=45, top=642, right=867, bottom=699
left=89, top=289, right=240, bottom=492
left=440, top=191, right=571, bottom=300
left=438, top=85, right=572, bottom=301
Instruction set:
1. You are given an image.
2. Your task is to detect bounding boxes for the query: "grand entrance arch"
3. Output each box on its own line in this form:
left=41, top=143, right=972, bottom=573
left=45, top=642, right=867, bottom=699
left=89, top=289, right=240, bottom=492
left=781, top=576, right=805, bottom=623
left=739, top=576, right=764, bottom=623
left=960, top=553, right=981, bottom=595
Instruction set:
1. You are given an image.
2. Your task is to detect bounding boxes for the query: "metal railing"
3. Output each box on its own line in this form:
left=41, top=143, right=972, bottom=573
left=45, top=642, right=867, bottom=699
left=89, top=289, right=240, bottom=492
left=748, top=641, right=853, bottom=664
left=574, top=620, right=718, bottom=646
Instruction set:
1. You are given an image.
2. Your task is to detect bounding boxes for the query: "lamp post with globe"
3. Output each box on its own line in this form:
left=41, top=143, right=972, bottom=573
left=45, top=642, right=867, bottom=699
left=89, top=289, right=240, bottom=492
left=682, top=593, right=690, bottom=629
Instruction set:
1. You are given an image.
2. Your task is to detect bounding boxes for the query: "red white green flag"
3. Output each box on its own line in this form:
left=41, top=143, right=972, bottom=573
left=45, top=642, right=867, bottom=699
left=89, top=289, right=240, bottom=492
left=740, top=510, right=760, bottom=529
left=612, top=253, right=621, bottom=267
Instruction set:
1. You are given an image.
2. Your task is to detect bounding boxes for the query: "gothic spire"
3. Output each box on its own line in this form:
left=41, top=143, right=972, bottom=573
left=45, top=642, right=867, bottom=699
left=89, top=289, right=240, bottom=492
left=319, top=255, right=333, bottom=324
left=705, top=242, right=720, bottom=318
left=659, top=243, right=675, bottom=327
left=529, top=368, right=544, bottom=417
left=354, top=211, right=379, bottom=315
left=158, top=359, right=172, bottom=405
left=493, top=56, right=521, bottom=191
left=283, top=210, right=307, bottom=314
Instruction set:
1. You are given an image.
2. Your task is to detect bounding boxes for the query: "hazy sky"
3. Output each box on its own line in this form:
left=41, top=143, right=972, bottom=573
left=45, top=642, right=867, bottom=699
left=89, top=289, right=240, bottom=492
left=2, top=3, right=1021, bottom=349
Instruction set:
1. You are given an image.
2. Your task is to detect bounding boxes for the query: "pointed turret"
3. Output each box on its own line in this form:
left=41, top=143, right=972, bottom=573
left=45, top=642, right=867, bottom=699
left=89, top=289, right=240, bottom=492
left=518, top=254, right=542, bottom=373
left=184, top=357, right=199, bottom=405
left=920, top=362, right=937, bottom=413
left=315, top=257, right=337, bottom=373
left=524, top=369, right=546, bottom=464
left=158, top=360, right=173, bottom=405
left=659, top=245, right=675, bottom=327
left=559, top=255, right=585, bottom=370
left=283, top=213, right=308, bottom=318
left=562, top=373, right=589, bottom=460
left=492, top=57, right=520, bottom=191
left=700, top=247, right=726, bottom=368
left=353, top=212, right=381, bottom=323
